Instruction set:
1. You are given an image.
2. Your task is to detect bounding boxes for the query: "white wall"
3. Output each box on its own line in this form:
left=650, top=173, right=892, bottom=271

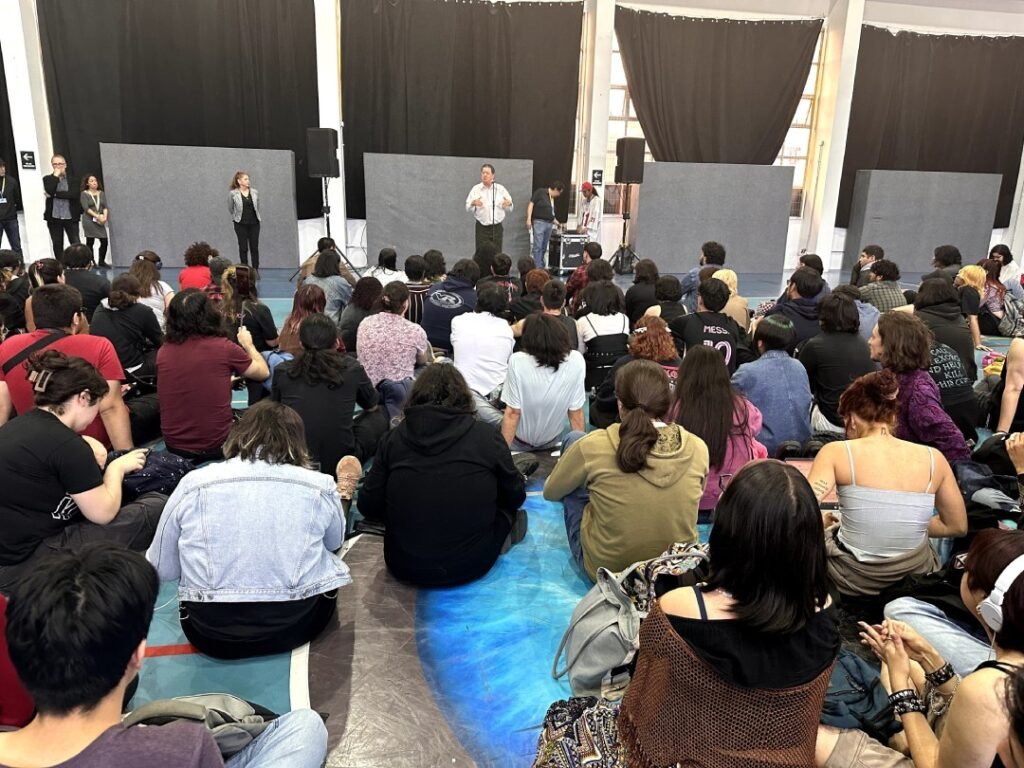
left=864, top=0, right=1024, bottom=35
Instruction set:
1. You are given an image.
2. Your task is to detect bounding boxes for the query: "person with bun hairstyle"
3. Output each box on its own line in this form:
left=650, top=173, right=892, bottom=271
left=177, top=241, right=215, bottom=291
left=273, top=314, right=386, bottom=480
left=90, top=274, right=163, bottom=378
left=818, top=528, right=1024, bottom=767
left=808, top=370, right=967, bottom=597
left=22, top=257, right=69, bottom=333
left=356, top=281, right=430, bottom=387
left=544, top=359, right=709, bottom=580
left=0, top=350, right=155, bottom=592
left=128, top=251, right=173, bottom=325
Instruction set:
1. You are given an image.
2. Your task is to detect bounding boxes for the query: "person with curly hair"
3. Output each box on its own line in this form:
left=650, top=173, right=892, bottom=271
left=177, top=241, right=215, bottom=291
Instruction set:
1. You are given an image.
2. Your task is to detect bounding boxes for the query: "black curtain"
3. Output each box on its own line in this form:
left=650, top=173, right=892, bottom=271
left=839, top=26, right=1024, bottom=228
left=340, top=0, right=584, bottom=220
left=37, top=0, right=321, bottom=219
left=614, top=7, right=821, bottom=165
left=0, top=38, right=19, bottom=199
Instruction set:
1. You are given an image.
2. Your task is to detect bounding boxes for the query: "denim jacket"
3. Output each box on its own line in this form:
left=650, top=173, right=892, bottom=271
left=731, top=350, right=812, bottom=456
left=147, top=457, right=351, bottom=603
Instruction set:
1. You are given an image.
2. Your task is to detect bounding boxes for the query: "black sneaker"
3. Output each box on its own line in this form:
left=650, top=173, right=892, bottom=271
left=512, top=453, right=539, bottom=479
left=500, top=508, right=529, bottom=554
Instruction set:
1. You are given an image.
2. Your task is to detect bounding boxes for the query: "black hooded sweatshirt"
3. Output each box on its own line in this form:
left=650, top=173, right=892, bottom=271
left=358, top=405, right=526, bottom=587
left=916, top=300, right=977, bottom=381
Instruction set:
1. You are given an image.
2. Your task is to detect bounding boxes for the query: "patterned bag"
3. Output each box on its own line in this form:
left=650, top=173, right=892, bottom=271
left=533, top=697, right=625, bottom=768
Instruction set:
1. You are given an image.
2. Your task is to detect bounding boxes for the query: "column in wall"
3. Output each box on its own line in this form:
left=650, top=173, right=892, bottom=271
left=578, top=0, right=613, bottom=252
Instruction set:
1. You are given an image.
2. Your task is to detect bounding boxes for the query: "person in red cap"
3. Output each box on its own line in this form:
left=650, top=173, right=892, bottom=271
left=577, top=181, right=602, bottom=244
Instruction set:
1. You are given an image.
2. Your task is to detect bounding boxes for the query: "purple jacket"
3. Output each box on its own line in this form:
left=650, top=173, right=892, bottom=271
left=895, top=369, right=970, bottom=463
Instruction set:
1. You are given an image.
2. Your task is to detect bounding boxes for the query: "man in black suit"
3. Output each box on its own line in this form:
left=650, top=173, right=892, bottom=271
left=42, top=154, right=81, bottom=259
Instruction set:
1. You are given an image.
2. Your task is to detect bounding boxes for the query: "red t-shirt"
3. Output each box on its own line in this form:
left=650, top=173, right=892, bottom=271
left=0, top=331, right=125, bottom=447
left=0, top=595, right=34, bottom=728
left=156, top=336, right=252, bottom=453
left=178, top=266, right=213, bottom=291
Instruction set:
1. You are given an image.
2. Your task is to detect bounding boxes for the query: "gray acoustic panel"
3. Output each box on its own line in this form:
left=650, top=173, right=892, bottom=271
left=842, top=170, right=1002, bottom=273
left=364, top=154, right=533, bottom=266
left=99, top=143, right=300, bottom=268
left=633, top=162, right=794, bottom=274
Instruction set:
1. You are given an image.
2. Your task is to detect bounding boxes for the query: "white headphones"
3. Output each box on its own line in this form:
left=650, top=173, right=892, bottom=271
left=978, top=554, right=1024, bottom=632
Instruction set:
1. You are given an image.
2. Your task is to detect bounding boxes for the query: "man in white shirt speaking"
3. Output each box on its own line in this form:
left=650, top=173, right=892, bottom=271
left=466, top=163, right=513, bottom=251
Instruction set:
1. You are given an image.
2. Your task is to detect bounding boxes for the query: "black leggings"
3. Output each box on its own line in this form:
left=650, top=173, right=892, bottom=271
left=233, top=221, right=261, bottom=270
left=87, top=236, right=108, bottom=265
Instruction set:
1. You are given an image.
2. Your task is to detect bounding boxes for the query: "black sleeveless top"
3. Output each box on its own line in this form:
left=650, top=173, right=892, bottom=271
left=973, top=659, right=1019, bottom=768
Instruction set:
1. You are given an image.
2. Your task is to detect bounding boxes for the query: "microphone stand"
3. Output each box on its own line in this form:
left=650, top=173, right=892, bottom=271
left=491, top=178, right=497, bottom=246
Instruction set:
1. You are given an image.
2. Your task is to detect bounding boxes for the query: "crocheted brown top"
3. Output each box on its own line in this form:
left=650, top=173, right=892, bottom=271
left=617, top=599, right=834, bottom=768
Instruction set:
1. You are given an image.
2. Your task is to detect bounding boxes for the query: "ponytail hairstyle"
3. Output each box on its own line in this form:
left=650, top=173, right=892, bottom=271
left=24, top=350, right=109, bottom=410
left=108, top=274, right=142, bottom=310
left=615, top=359, right=672, bottom=473
left=221, top=265, right=259, bottom=323
left=129, top=251, right=163, bottom=297
left=289, top=314, right=347, bottom=388
left=28, top=258, right=63, bottom=289
left=378, top=281, right=409, bottom=315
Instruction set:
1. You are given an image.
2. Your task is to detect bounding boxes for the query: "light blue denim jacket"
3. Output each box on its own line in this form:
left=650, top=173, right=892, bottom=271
left=146, top=457, right=351, bottom=603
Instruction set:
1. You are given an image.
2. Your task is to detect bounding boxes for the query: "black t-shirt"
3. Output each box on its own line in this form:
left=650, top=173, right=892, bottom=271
left=0, top=276, right=30, bottom=333
left=90, top=302, right=164, bottom=369
left=530, top=188, right=555, bottom=222
left=240, top=193, right=258, bottom=225
left=658, top=301, right=687, bottom=325
left=509, top=293, right=543, bottom=323
left=798, top=332, right=878, bottom=426
left=625, top=282, right=658, bottom=325
left=64, top=269, right=111, bottom=321
left=239, top=302, right=278, bottom=352
left=0, top=409, right=104, bottom=565
left=272, top=356, right=378, bottom=475
left=669, top=311, right=742, bottom=373
left=960, top=286, right=981, bottom=317
left=929, top=342, right=975, bottom=406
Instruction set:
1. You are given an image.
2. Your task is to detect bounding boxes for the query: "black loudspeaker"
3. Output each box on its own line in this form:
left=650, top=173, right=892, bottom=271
left=614, top=137, right=645, bottom=185
left=307, top=128, right=340, bottom=178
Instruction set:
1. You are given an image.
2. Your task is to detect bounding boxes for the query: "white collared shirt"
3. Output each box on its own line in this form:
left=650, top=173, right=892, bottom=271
left=466, top=182, right=513, bottom=226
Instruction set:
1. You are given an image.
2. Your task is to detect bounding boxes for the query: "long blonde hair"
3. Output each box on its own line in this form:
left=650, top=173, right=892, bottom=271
left=957, top=265, right=986, bottom=295
left=712, top=268, right=738, bottom=295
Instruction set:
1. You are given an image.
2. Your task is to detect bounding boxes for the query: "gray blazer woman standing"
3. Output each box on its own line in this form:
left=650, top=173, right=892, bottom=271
left=229, top=171, right=261, bottom=271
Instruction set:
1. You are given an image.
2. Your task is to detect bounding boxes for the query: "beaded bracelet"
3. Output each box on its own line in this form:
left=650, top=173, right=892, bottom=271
left=924, top=662, right=956, bottom=687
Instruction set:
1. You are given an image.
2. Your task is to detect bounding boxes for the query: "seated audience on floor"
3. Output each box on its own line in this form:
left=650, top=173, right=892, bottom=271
left=978, top=258, right=1009, bottom=336
left=681, top=240, right=726, bottom=314
left=514, top=279, right=578, bottom=349
left=573, top=257, right=614, bottom=315
left=808, top=370, right=966, bottom=597
left=277, top=283, right=327, bottom=357
left=358, top=364, right=527, bottom=587
left=849, top=244, right=884, bottom=287
left=357, top=281, right=430, bottom=387
left=299, top=236, right=358, bottom=287
left=712, top=268, right=750, bottom=331
left=669, top=345, right=767, bottom=516
left=576, top=279, right=630, bottom=389
left=23, top=257, right=64, bottom=332
left=90, top=274, right=164, bottom=379
left=338, top=276, right=383, bottom=354
left=590, top=315, right=681, bottom=429
left=860, top=260, right=909, bottom=313
left=61, top=244, right=110, bottom=321
left=0, top=283, right=130, bottom=449
left=148, top=401, right=350, bottom=660
left=206, top=255, right=230, bottom=303
left=924, top=244, right=963, bottom=283
left=929, top=338, right=981, bottom=443
left=0, top=250, right=29, bottom=334
left=799, top=253, right=832, bottom=299
left=366, top=246, right=405, bottom=286
left=157, top=289, right=268, bottom=463
left=304, top=249, right=353, bottom=322
left=763, top=267, right=824, bottom=349
left=402, top=253, right=431, bottom=325
left=517, top=255, right=535, bottom=281
left=178, top=241, right=215, bottom=291
left=423, top=249, right=447, bottom=284
left=831, top=284, right=878, bottom=341
left=509, top=268, right=551, bottom=323
left=273, top=314, right=386, bottom=480
left=565, top=241, right=602, bottom=308
left=452, top=283, right=514, bottom=427
left=994, top=338, right=1024, bottom=434
left=799, top=292, right=877, bottom=436
left=544, top=359, right=707, bottom=580
left=129, top=251, right=174, bottom=325
left=818, top=527, right=1024, bottom=767
left=624, top=259, right=659, bottom=325
left=0, top=351, right=157, bottom=593
left=913, top=276, right=977, bottom=379
left=992, top=243, right=1024, bottom=299
left=221, top=265, right=277, bottom=405
left=475, top=251, right=521, bottom=303
left=0, top=543, right=329, bottom=767
left=648, top=274, right=686, bottom=324
left=604, top=461, right=838, bottom=766
left=669, top=277, right=743, bottom=374
left=471, top=241, right=498, bottom=281
left=422, top=258, right=480, bottom=351
left=501, top=313, right=585, bottom=451
left=0, top=594, right=32, bottom=727
left=869, top=312, right=971, bottom=463
left=731, top=315, right=812, bottom=456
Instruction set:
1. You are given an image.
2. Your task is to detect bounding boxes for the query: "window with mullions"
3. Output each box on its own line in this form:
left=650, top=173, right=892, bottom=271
left=605, top=30, right=823, bottom=217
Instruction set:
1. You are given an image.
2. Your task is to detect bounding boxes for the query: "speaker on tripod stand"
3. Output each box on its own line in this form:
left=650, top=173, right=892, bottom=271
left=298, top=128, right=360, bottom=282
left=611, top=137, right=644, bottom=275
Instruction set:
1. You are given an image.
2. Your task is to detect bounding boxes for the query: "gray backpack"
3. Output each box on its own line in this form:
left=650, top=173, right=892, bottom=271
left=551, top=543, right=708, bottom=698
left=999, top=293, right=1024, bottom=337
left=122, top=693, right=277, bottom=756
